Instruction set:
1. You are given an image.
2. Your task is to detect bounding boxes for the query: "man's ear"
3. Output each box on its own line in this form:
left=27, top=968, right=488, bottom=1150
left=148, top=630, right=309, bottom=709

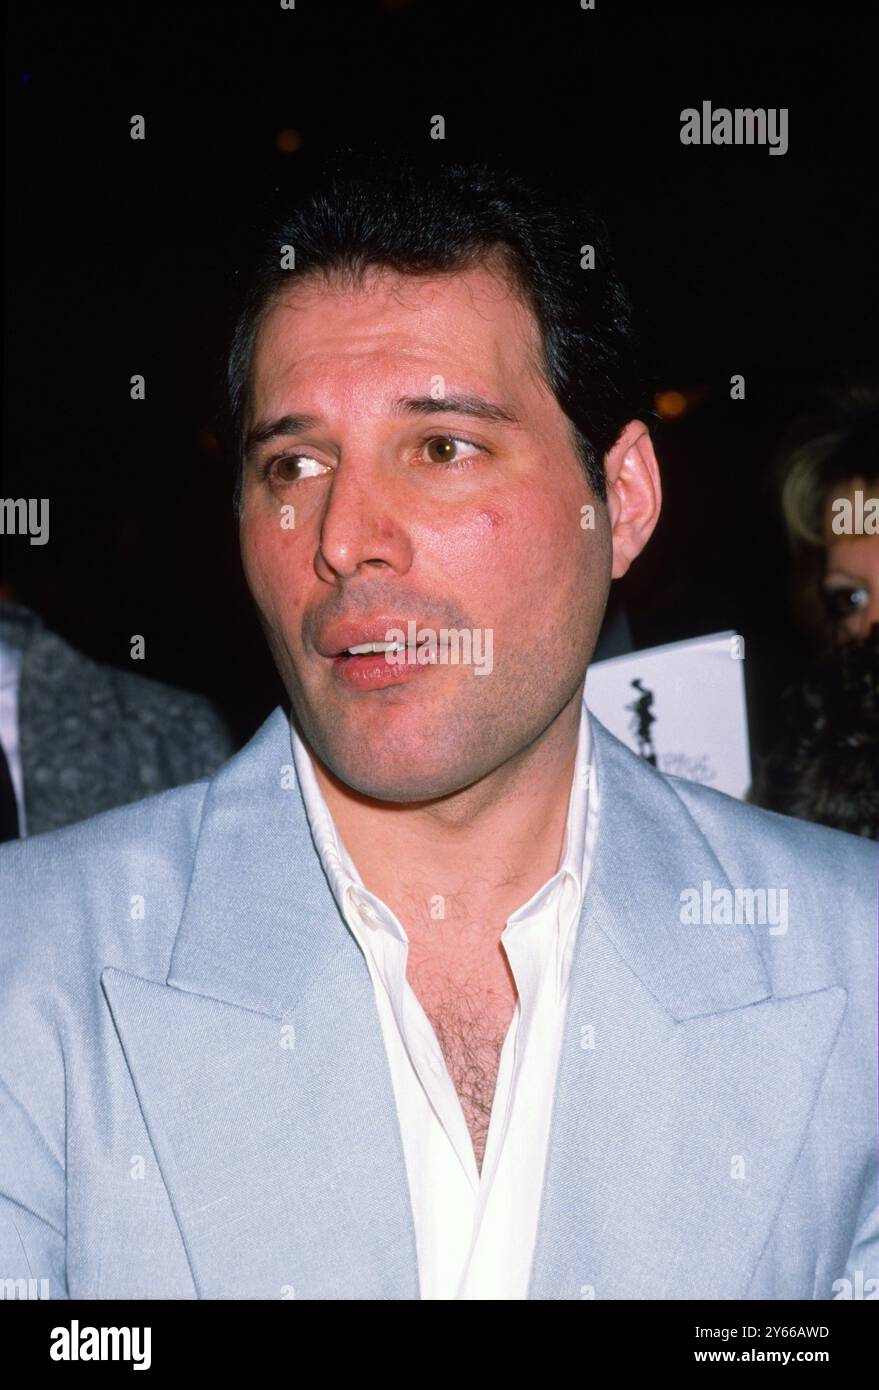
left=604, top=419, right=662, bottom=579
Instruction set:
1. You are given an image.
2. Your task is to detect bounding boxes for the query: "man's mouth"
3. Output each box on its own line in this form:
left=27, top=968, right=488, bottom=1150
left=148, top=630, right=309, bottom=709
left=316, top=616, right=432, bottom=660
left=330, top=641, right=435, bottom=689
left=335, top=642, right=428, bottom=658
left=338, top=641, right=409, bottom=659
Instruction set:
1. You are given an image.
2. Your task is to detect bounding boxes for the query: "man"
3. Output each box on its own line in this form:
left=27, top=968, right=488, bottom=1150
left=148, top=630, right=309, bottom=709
left=1, top=151, right=876, bottom=1300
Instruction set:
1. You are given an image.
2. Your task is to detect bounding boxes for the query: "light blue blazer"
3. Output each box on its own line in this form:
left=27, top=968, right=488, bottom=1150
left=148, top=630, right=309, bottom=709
left=1, top=706, right=876, bottom=1299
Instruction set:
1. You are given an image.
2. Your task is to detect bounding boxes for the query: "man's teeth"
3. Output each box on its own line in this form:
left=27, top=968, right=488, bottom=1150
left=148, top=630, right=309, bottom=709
left=346, top=641, right=408, bottom=655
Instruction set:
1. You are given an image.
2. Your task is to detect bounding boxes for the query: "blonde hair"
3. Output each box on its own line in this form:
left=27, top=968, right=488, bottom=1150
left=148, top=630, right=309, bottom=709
left=774, top=381, right=879, bottom=644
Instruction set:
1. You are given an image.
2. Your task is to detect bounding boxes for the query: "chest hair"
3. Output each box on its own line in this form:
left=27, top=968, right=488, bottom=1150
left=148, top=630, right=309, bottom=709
left=411, top=967, right=517, bottom=1172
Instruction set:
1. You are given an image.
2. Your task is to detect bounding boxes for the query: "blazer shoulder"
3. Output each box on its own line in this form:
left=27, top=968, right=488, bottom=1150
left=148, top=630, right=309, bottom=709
left=667, top=769, right=877, bottom=873
left=662, top=770, right=877, bottom=981
left=589, top=710, right=876, bottom=880
left=0, top=777, right=211, bottom=984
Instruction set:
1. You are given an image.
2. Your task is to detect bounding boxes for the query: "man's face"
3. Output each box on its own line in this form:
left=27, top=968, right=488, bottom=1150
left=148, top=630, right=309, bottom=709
left=239, top=261, right=614, bottom=801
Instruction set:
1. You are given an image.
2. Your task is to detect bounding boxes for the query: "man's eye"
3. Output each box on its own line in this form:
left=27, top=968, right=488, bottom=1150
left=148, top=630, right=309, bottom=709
left=258, top=436, right=483, bottom=481
left=261, top=454, right=327, bottom=483
left=420, top=435, right=482, bottom=469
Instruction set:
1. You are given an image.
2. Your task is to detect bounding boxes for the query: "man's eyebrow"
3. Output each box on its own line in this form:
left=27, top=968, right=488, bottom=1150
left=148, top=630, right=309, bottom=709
left=244, top=394, right=521, bottom=459
left=244, top=414, right=322, bottom=458
left=392, top=393, right=521, bottom=426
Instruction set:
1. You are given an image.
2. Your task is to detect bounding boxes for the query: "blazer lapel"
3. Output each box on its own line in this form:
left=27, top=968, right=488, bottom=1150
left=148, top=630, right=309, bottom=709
left=102, top=706, right=420, bottom=1299
left=528, top=715, right=847, bottom=1299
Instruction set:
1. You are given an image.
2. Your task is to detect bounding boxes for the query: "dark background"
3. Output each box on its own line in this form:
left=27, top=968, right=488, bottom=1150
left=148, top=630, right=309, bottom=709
left=3, top=0, right=877, bottom=752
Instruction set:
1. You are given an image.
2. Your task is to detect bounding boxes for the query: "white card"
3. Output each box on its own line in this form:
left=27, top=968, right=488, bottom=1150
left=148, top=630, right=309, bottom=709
left=585, top=630, right=751, bottom=800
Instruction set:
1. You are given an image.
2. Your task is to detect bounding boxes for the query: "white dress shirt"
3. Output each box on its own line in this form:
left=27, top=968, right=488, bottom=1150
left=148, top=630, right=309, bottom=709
left=290, top=691, right=599, bottom=1299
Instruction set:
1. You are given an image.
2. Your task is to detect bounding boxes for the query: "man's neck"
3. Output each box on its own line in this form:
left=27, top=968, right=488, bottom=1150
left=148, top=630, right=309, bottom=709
left=307, top=684, right=585, bottom=953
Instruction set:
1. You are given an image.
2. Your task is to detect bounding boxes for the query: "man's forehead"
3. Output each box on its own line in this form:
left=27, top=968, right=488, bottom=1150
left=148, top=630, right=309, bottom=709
left=251, top=260, right=543, bottom=380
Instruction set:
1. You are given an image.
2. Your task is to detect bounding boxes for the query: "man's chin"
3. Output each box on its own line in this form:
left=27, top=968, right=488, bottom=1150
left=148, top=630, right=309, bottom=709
left=309, top=737, right=482, bottom=806
left=289, top=675, right=505, bottom=802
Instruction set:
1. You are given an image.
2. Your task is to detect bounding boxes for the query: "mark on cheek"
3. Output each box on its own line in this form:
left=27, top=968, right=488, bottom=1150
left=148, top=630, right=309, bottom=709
left=477, top=508, right=504, bottom=531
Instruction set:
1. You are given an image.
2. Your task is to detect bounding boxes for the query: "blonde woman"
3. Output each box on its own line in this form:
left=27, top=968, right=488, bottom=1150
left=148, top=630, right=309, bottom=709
left=777, top=382, right=879, bottom=646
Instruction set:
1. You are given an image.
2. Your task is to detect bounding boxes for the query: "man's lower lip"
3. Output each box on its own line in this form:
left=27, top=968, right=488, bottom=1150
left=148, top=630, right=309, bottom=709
left=330, top=651, right=434, bottom=689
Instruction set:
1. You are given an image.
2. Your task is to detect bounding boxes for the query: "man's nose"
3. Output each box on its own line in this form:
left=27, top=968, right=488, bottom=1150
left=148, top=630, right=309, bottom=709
left=315, top=460, right=414, bottom=581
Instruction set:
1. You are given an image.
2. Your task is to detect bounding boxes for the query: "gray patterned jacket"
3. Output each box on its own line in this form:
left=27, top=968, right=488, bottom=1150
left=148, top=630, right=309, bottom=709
left=0, top=602, right=237, bottom=837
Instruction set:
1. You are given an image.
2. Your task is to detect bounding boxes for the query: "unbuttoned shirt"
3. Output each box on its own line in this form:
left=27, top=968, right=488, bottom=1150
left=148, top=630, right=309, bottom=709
left=290, top=693, right=599, bottom=1299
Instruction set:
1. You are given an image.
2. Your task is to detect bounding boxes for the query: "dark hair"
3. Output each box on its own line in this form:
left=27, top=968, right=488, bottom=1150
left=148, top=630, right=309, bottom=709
left=748, top=624, right=879, bottom=839
left=226, top=147, right=648, bottom=514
